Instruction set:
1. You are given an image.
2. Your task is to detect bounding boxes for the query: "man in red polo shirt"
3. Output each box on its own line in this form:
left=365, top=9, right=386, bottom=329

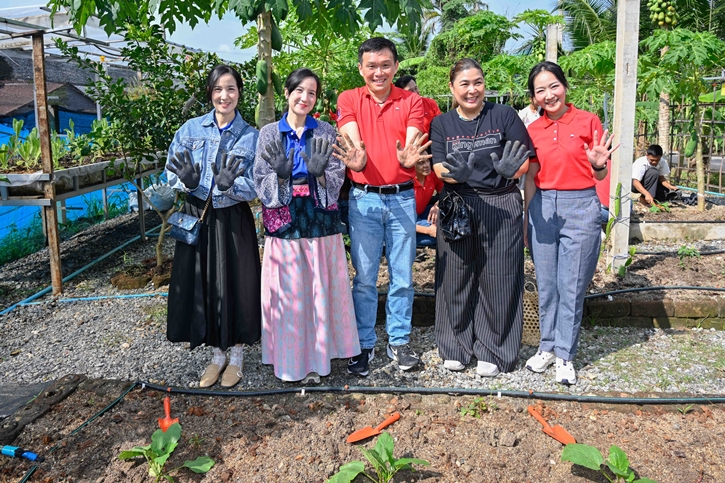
left=333, top=37, right=431, bottom=377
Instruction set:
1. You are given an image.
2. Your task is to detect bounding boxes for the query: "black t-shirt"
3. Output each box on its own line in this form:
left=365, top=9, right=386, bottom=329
left=430, top=102, right=533, bottom=193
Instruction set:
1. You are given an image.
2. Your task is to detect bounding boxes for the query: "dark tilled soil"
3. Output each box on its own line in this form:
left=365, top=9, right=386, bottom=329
left=1, top=379, right=723, bottom=483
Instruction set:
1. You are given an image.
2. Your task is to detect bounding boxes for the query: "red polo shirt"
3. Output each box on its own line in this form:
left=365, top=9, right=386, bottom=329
left=414, top=172, right=444, bottom=215
left=421, top=97, right=441, bottom=134
left=337, top=85, right=425, bottom=186
left=527, top=104, right=604, bottom=190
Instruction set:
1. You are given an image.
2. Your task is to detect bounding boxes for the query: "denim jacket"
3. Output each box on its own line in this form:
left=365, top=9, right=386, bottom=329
left=166, top=109, right=258, bottom=207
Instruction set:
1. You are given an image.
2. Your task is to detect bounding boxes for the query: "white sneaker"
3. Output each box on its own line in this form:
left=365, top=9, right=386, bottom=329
left=476, top=361, right=500, bottom=377
left=526, top=350, right=556, bottom=373
left=555, top=358, right=577, bottom=385
left=443, top=360, right=465, bottom=371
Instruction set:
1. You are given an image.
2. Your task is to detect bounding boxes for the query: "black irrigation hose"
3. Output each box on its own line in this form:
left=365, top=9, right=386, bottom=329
left=415, top=286, right=725, bottom=299
left=584, top=285, right=725, bottom=299
left=635, top=249, right=725, bottom=256
left=139, top=381, right=725, bottom=405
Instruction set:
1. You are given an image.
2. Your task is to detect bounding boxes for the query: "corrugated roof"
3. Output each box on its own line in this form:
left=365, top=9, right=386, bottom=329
left=0, top=82, right=83, bottom=116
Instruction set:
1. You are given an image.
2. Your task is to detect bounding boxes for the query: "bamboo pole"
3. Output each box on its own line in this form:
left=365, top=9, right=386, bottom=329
left=32, top=33, right=63, bottom=294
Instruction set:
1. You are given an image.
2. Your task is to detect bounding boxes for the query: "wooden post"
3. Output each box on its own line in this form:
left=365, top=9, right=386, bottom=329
left=32, top=33, right=63, bottom=294
left=136, top=177, right=146, bottom=242
left=608, top=0, right=640, bottom=272
left=546, top=24, right=558, bottom=62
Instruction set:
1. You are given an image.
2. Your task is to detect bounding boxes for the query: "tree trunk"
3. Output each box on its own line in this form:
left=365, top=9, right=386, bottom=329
left=257, top=11, right=275, bottom=128
left=657, top=46, right=670, bottom=153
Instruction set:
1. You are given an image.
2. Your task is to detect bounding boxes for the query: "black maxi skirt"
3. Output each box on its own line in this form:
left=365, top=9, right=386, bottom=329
left=167, top=194, right=261, bottom=350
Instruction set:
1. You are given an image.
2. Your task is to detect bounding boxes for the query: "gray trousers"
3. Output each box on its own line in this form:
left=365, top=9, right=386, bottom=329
left=527, top=187, right=601, bottom=360
left=434, top=189, right=524, bottom=372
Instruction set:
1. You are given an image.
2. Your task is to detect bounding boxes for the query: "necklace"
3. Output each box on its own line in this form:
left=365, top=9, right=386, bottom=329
left=456, top=105, right=483, bottom=122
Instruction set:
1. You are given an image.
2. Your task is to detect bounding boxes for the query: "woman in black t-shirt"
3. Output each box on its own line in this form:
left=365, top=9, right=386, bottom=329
left=430, top=58, right=532, bottom=376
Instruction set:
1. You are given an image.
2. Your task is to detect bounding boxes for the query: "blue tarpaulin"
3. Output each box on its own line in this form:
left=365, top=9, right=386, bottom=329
left=0, top=110, right=98, bottom=146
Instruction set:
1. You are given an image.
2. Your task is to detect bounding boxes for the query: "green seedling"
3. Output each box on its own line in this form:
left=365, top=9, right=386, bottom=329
left=188, top=433, right=204, bottom=448
left=677, top=245, right=700, bottom=269
left=460, top=397, right=496, bottom=418
left=327, top=431, right=429, bottom=483
left=616, top=246, right=637, bottom=278
left=118, top=422, right=215, bottom=482
left=562, top=444, right=658, bottom=483
left=648, top=201, right=670, bottom=213
left=677, top=404, right=694, bottom=415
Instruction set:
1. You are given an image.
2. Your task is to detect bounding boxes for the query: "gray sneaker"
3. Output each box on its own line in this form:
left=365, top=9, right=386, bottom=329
left=387, top=343, right=420, bottom=371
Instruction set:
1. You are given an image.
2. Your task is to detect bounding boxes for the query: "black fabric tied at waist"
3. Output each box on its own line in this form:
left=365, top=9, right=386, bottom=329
left=351, top=180, right=414, bottom=194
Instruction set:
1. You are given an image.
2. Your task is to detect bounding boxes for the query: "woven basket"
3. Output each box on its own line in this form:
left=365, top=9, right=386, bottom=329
left=521, top=281, right=540, bottom=346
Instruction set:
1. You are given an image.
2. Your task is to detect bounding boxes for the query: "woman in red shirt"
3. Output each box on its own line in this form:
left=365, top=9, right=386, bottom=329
left=523, top=61, right=618, bottom=386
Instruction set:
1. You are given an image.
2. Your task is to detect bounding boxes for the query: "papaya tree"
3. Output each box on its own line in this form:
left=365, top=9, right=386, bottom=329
left=512, top=9, right=564, bottom=63
left=646, top=0, right=680, bottom=152
left=49, top=0, right=430, bottom=128
left=640, top=28, right=725, bottom=211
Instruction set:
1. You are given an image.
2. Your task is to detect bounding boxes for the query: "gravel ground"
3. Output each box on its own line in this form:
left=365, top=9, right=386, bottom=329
left=0, top=212, right=724, bottom=397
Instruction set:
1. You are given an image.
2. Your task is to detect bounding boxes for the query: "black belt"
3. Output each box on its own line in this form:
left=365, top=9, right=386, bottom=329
left=351, top=180, right=413, bottom=194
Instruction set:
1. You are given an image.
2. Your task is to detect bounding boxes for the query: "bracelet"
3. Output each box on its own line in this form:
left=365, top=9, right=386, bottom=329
left=592, top=163, right=607, bottom=172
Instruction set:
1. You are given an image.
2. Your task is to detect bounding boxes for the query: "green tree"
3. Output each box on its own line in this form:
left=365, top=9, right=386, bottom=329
left=480, top=53, right=538, bottom=106
left=426, top=10, right=520, bottom=66
left=49, top=0, right=429, bottom=128
left=640, top=28, right=725, bottom=210
left=558, top=40, right=616, bottom=116
left=236, top=9, right=370, bottom=116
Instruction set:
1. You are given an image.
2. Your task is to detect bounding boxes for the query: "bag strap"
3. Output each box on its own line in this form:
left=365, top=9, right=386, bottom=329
left=199, top=179, right=215, bottom=222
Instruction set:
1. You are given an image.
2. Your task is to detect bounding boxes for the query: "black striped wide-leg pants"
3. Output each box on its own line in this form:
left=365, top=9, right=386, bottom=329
left=434, top=189, right=524, bottom=372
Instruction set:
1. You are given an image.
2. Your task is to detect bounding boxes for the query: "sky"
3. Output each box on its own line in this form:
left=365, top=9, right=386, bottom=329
left=2, top=0, right=547, bottom=63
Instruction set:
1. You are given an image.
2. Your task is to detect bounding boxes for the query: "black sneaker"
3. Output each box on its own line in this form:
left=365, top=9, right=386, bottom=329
left=348, top=348, right=375, bottom=377
left=387, top=343, right=420, bottom=371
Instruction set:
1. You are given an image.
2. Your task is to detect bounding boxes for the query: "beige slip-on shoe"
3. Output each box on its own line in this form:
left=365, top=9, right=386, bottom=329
left=200, top=362, right=226, bottom=388
left=221, top=364, right=243, bottom=388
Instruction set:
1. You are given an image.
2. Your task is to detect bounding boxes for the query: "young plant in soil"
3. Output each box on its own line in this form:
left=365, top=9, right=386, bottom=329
left=118, top=422, right=214, bottom=482
left=460, top=396, right=497, bottom=418
left=327, top=431, right=429, bottom=483
left=561, top=443, right=658, bottom=483
left=677, top=245, right=701, bottom=269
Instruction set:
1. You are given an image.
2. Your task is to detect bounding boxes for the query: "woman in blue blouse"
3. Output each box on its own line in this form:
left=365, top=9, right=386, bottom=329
left=254, top=68, right=358, bottom=383
left=165, top=65, right=261, bottom=389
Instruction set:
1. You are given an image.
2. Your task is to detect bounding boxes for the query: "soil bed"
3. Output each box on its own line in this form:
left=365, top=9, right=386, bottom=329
left=1, top=379, right=723, bottom=483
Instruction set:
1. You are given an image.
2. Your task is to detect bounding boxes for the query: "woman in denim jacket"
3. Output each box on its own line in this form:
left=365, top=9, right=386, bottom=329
left=165, top=65, right=261, bottom=388
left=254, top=68, right=358, bottom=383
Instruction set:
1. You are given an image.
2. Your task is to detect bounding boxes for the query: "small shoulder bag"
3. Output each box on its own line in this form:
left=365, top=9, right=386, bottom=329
left=167, top=194, right=213, bottom=246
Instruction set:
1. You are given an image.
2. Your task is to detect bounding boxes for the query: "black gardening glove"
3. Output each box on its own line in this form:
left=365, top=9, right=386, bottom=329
left=300, top=137, right=334, bottom=179
left=441, top=148, right=475, bottom=183
left=212, top=152, right=244, bottom=192
left=490, top=140, right=531, bottom=179
left=167, top=150, right=201, bottom=190
left=261, top=139, right=294, bottom=180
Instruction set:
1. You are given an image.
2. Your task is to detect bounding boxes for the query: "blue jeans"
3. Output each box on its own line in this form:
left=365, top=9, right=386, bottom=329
left=416, top=203, right=436, bottom=247
left=348, top=186, right=416, bottom=349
